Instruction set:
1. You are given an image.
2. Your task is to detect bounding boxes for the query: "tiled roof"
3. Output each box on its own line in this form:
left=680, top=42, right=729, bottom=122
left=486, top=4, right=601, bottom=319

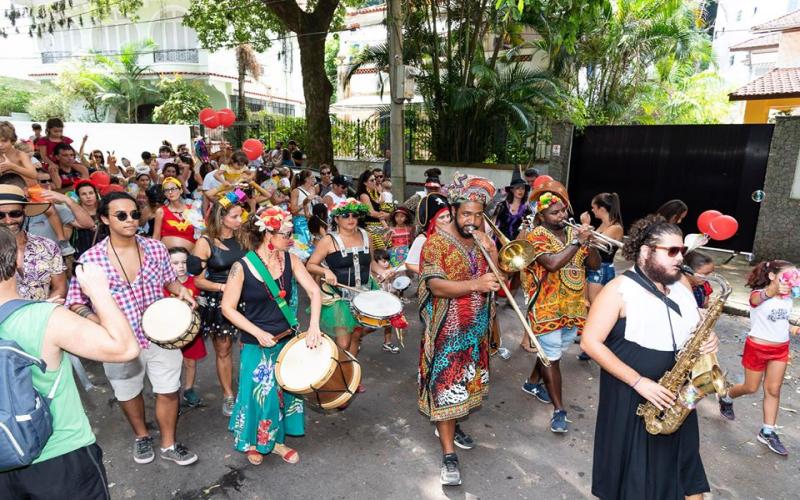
left=729, top=33, right=781, bottom=52
left=752, top=9, right=800, bottom=33
left=729, top=67, right=800, bottom=100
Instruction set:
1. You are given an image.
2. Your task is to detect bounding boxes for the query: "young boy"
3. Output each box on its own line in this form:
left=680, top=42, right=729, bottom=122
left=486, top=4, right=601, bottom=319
left=166, top=247, right=207, bottom=407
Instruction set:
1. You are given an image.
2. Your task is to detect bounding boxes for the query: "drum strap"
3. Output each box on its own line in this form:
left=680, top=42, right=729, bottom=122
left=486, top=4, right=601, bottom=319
left=244, top=251, right=299, bottom=333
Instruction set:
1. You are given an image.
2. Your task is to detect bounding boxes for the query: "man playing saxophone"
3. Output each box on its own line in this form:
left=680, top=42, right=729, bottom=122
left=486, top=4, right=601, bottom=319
left=581, top=215, right=719, bottom=500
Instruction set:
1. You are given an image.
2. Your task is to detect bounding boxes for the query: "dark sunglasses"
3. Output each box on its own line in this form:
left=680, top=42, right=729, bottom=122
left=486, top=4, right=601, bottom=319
left=39, top=178, right=53, bottom=184
left=337, top=213, right=357, bottom=219
left=320, top=171, right=331, bottom=175
left=0, top=209, right=25, bottom=219
left=650, top=245, right=687, bottom=258
left=112, top=210, right=142, bottom=222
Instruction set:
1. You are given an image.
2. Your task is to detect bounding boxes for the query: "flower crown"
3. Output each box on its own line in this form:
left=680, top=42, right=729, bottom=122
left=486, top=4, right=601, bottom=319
left=331, top=198, right=369, bottom=217
left=536, top=192, right=562, bottom=213
left=254, top=206, right=292, bottom=233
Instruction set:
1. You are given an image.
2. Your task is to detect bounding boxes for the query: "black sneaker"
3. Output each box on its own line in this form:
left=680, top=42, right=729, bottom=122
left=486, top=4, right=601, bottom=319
left=133, top=436, right=154, bottom=464
left=577, top=351, right=591, bottom=361
left=433, top=426, right=476, bottom=450
left=718, top=397, right=735, bottom=421
left=757, top=430, right=788, bottom=456
left=440, top=453, right=462, bottom=486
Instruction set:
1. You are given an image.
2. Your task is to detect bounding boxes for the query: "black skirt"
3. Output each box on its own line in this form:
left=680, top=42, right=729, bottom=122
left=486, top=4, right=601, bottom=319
left=592, top=318, right=709, bottom=500
left=200, top=290, right=240, bottom=337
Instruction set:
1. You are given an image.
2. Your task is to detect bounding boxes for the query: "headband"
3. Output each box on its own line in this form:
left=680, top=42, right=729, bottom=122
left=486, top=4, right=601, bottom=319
left=331, top=198, right=369, bottom=217
left=161, top=176, right=182, bottom=189
left=254, top=206, right=292, bottom=233
left=535, top=192, right=562, bottom=213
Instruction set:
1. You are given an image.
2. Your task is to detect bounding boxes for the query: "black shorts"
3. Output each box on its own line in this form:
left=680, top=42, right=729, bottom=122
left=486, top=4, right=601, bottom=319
left=0, top=443, right=109, bottom=500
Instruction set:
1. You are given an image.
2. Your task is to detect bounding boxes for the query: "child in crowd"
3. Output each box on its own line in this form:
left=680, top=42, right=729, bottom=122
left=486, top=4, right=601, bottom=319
left=209, top=151, right=254, bottom=195
left=166, top=247, right=207, bottom=408
left=308, top=202, right=329, bottom=248
left=685, top=251, right=715, bottom=308
left=36, top=118, right=73, bottom=172
left=0, top=122, right=39, bottom=183
left=718, top=260, right=800, bottom=456
left=387, top=207, right=413, bottom=268
left=381, top=179, right=394, bottom=204
left=372, top=249, right=401, bottom=354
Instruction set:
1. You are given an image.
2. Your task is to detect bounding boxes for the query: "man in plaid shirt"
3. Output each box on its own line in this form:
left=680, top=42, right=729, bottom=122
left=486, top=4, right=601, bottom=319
left=66, top=192, right=199, bottom=467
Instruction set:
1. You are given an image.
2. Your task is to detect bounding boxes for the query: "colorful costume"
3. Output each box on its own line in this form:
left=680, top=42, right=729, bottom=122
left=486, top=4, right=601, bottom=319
left=388, top=226, right=412, bottom=267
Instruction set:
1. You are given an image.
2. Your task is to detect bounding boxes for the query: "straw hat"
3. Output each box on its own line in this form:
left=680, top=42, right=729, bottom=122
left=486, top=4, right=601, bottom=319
left=0, top=185, right=50, bottom=217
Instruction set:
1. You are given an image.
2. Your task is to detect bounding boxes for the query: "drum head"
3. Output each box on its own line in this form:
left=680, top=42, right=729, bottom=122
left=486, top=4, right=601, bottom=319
left=392, top=275, right=411, bottom=291
left=142, top=298, right=192, bottom=342
left=276, top=334, right=336, bottom=394
left=351, top=290, right=402, bottom=318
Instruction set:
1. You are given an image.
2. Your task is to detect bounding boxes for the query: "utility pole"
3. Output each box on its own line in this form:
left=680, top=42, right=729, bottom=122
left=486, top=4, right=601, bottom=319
left=387, top=0, right=405, bottom=201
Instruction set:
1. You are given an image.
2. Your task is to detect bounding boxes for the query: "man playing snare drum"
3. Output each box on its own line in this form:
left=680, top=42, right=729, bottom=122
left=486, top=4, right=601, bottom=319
left=66, top=191, right=199, bottom=467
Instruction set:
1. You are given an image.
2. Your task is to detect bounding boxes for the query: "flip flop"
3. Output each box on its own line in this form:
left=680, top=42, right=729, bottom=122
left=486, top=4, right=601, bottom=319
left=245, top=449, right=263, bottom=466
left=271, top=446, right=299, bottom=464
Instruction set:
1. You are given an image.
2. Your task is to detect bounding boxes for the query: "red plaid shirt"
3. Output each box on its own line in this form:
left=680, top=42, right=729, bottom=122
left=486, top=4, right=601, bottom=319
left=66, top=235, right=177, bottom=348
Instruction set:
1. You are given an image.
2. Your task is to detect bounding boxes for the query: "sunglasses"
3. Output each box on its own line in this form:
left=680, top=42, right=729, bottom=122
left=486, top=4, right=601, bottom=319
left=0, top=209, right=25, bottom=219
left=111, top=210, right=142, bottom=222
left=650, top=245, right=688, bottom=257
left=39, top=179, right=52, bottom=184
left=321, top=171, right=331, bottom=175
left=276, top=230, right=293, bottom=238
left=375, top=175, right=384, bottom=179
left=338, top=213, right=358, bottom=219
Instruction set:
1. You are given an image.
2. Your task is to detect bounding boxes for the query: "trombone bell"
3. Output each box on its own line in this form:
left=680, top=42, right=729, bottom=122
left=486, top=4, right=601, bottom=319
left=498, top=240, right=537, bottom=274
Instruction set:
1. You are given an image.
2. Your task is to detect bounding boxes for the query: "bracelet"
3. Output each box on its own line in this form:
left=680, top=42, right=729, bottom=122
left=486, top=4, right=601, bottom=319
left=77, top=307, right=92, bottom=318
left=630, top=376, right=643, bottom=389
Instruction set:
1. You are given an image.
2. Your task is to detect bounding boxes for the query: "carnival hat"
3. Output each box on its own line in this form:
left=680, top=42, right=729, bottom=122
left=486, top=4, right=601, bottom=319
left=529, top=179, right=572, bottom=212
left=391, top=206, right=413, bottom=222
left=0, top=184, right=50, bottom=217
left=505, top=176, right=529, bottom=194
left=417, top=193, right=450, bottom=228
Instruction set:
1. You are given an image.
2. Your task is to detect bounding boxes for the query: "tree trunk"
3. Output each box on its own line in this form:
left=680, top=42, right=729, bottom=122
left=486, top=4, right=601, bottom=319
left=297, top=32, right=334, bottom=167
left=237, top=46, right=247, bottom=122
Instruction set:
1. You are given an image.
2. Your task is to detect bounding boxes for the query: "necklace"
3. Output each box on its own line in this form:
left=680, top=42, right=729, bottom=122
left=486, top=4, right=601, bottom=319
left=109, top=237, right=144, bottom=313
left=257, top=249, right=286, bottom=299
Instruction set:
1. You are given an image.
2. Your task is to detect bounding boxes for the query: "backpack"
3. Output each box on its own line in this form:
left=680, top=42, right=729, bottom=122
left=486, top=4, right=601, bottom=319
left=0, top=299, right=62, bottom=472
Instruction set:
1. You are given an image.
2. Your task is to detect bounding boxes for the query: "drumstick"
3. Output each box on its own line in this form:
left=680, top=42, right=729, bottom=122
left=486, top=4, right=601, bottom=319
left=322, top=278, right=362, bottom=294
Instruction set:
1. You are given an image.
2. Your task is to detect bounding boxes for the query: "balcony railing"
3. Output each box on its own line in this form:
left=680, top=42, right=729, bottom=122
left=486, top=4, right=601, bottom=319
left=153, top=49, right=199, bottom=63
left=41, top=51, right=71, bottom=64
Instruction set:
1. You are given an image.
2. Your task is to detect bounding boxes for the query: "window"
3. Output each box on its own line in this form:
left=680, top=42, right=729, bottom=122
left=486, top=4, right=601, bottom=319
left=91, top=14, right=137, bottom=54
left=729, top=55, right=735, bottom=66
left=151, top=9, right=199, bottom=52
left=736, top=10, right=742, bottom=22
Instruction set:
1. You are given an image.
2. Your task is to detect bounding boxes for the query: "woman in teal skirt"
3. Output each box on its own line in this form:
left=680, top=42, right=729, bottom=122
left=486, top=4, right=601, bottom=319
left=221, top=206, right=323, bottom=466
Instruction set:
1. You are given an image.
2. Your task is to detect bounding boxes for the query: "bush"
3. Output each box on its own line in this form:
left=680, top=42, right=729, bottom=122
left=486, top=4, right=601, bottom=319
left=251, top=110, right=308, bottom=149
left=26, top=91, right=72, bottom=121
left=0, top=85, right=33, bottom=116
left=152, top=77, right=211, bottom=124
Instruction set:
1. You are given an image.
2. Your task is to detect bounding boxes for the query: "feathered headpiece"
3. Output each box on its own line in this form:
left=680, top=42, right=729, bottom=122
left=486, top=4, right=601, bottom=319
left=331, top=198, right=369, bottom=217
left=254, top=206, right=292, bottom=233
left=447, top=171, right=496, bottom=206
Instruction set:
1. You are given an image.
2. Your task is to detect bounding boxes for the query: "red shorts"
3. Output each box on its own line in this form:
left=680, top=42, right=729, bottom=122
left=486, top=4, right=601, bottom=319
left=741, top=337, right=789, bottom=372
left=181, top=335, right=207, bottom=360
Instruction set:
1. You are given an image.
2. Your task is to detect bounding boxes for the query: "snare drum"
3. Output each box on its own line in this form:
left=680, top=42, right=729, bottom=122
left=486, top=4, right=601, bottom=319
left=350, top=290, right=403, bottom=328
left=391, top=275, right=411, bottom=291
left=142, top=297, right=200, bottom=349
left=275, top=333, right=361, bottom=411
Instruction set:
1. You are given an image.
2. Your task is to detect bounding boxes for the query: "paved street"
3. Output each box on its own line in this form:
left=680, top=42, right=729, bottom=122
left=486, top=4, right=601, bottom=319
left=76, top=290, right=800, bottom=500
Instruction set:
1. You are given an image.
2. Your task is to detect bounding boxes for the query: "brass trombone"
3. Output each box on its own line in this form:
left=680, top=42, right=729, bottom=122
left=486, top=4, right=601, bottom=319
left=469, top=215, right=551, bottom=367
left=563, top=218, right=624, bottom=253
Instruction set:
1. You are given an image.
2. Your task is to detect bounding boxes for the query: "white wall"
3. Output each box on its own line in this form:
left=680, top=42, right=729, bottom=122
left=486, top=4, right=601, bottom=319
left=10, top=121, right=191, bottom=166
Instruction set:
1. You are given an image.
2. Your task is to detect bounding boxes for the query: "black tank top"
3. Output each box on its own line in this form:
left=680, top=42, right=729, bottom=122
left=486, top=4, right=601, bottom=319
left=324, top=229, right=371, bottom=287
left=205, top=236, right=245, bottom=283
left=238, top=252, right=293, bottom=345
left=363, top=193, right=381, bottom=224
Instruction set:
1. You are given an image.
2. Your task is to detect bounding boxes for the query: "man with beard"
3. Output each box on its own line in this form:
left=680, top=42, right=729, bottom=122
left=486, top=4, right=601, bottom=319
left=418, top=173, right=500, bottom=486
left=521, top=188, right=599, bottom=433
left=581, top=215, right=719, bottom=499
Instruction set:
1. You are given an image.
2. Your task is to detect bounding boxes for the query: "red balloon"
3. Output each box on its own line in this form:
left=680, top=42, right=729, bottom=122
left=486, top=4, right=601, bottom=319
left=242, top=139, right=264, bottom=161
left=89, top=171, right=110, bottom=188
left=217, top=108, right=236, bottom=128
left=707, top=215, right=738, bottom=241
left=532, top=175, right=554, bottom=189
left=697, top=210, right=722, bottom=234
left=198, top=107, right=220, bottom=129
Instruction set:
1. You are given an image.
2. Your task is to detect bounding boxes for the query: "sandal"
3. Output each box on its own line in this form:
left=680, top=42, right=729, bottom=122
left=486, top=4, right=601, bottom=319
left=271, top=445, right=299, bottom=464
left=245, top=449, right=263, bottom=466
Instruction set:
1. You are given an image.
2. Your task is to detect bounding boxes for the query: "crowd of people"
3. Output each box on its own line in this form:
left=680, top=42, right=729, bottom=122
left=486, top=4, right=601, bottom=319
left=0, top=118, right=797, bottom=499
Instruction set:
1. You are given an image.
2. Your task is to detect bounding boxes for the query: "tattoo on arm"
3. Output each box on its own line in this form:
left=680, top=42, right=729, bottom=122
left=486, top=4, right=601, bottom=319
left=229, top=262, right=242, bottom=280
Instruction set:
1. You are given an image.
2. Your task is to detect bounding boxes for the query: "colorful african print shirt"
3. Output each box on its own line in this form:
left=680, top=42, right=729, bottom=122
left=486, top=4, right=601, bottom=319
left=417, top=231, right=491, bottom=421
left=18, top=233, right=66, bottom=301
left=524, top=225, right=589, bottom=335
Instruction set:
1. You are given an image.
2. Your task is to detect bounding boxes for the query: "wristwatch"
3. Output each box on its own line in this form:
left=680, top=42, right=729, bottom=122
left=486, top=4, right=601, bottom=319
left=570, top=238, right=580, bottom=247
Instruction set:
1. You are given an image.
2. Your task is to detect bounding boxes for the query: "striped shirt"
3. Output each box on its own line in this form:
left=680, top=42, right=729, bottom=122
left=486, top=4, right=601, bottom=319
left=65, top=235, right=177, bottom=348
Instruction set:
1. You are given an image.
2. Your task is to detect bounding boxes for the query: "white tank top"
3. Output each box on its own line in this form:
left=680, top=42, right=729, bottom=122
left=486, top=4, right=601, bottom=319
left=619, top=274, right=701, bottom=352
left=326, top=191, right=347, bottom=207
left=749, top=294, right=792, bottom=343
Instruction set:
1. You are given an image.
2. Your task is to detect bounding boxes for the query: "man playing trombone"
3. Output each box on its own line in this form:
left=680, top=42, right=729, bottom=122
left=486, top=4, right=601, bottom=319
left=522, top=185, right=600, bottom=433
left=418, top=173, right=499, bottom=486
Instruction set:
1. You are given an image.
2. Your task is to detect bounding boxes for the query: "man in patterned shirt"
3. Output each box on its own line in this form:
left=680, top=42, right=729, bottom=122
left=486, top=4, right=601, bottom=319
left=66, top=191, right=199, bottom=467
left=0, top=184, right=65, bottom=301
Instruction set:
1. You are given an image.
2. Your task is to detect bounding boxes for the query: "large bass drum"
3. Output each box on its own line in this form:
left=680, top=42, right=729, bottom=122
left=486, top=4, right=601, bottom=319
left=141, top=298, right=200, bottom=349
left=275, top=333, right=361, bottom=411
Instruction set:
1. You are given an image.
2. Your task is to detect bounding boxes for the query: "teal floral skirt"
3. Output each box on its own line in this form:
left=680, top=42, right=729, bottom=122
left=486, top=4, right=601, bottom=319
left=228, top=342, right=304, bottom=454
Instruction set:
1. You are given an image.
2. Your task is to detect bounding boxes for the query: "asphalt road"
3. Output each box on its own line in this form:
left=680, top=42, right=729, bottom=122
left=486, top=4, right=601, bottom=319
left=76, top=293, right=800, bottom=500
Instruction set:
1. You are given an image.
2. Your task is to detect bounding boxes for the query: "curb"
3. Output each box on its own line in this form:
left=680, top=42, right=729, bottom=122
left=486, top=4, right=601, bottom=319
left=723, top=304, right=749, bottom=318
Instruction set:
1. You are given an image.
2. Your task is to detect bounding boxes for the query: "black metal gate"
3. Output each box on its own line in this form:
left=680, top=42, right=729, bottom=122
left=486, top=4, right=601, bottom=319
left=567, top=124, right=774, bottom=253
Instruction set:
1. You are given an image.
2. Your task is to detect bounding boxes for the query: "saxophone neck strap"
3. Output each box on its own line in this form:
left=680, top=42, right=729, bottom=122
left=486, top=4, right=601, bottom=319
left=624, top=266, right=681, bottom=354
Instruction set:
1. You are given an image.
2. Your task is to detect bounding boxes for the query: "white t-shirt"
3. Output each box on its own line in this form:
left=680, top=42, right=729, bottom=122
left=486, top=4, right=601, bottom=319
left=749, top=294, right=793, bottom=343
left=406, top=234, right=427, bottom=267
left=382, top=191, right=394, bottom=203
left=202, top=169, right=222, bottom=192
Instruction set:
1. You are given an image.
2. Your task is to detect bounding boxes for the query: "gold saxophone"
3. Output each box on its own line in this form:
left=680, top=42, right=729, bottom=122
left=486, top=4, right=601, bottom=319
left=636, top=267, right=731, bottom=435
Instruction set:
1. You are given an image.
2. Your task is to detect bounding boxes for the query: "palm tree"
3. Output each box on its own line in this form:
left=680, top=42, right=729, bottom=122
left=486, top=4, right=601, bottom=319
left=91, top=40, right=160, bottom=123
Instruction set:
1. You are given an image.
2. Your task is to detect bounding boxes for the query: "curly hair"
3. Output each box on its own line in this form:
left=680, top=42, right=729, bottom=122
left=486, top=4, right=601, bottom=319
left=745, top=260, right=793, bottom=290
left=621, top=214, right=682, bottom=261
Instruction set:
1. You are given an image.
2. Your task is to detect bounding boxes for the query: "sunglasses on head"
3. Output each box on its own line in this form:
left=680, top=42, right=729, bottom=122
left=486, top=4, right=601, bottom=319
left=0, top=209, right=25, bottom=219
left=650, top=245, right=687, bottom=257
left=111, top=210, right=141, bottom=222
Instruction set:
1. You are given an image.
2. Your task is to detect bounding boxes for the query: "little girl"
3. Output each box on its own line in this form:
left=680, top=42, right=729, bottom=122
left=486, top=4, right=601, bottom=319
left=387, top=207, right=413, bottom=268
left=718, top=260, right=800, bottom=456
left=685, top=251, right=715, bottom=308
left=372, top=249, right=400, bottom=354
left=166, top=247, right=207, bottom=408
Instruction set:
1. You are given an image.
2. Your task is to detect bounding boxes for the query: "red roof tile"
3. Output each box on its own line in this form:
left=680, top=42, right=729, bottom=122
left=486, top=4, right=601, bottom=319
left=729, top=33, right=781, bottom=52
left=752, top=9, right=800, bottom=33
left=729, top=67, right=800, bottom=100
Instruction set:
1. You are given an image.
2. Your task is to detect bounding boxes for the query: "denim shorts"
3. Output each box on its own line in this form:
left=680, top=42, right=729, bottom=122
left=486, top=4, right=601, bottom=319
left=587, top=262, right=615, bottom=285
left=537, top=326, right=578, bottom=361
